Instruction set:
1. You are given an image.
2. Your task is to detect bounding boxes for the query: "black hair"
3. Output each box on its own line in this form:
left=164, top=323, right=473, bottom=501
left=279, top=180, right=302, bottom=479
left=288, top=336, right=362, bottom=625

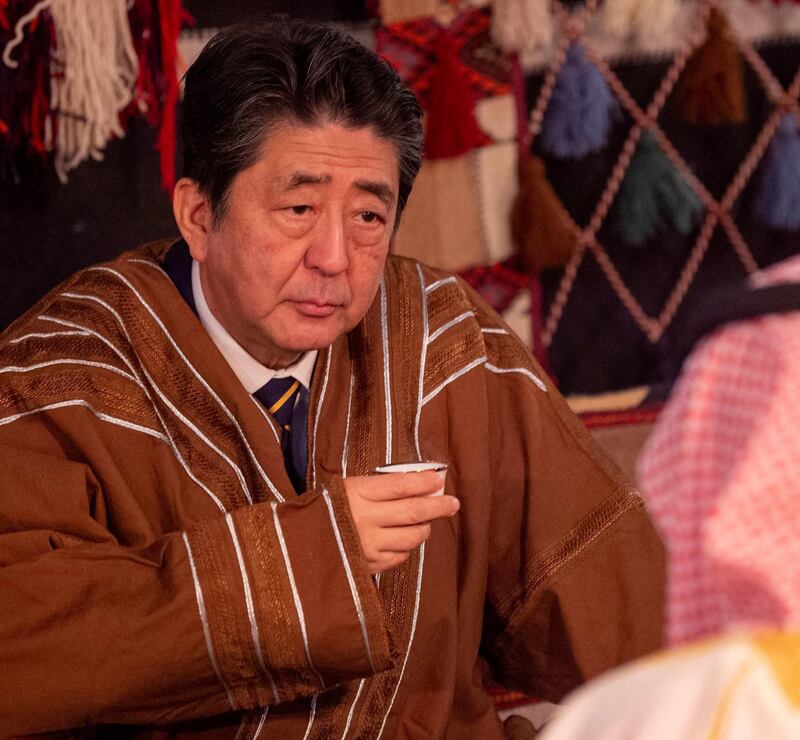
left=180, top=17, right=423, bottom=228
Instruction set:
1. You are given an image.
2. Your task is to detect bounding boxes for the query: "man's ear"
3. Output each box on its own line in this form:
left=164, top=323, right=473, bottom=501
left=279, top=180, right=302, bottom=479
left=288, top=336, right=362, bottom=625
left=172, top=177, right=213, bottom=263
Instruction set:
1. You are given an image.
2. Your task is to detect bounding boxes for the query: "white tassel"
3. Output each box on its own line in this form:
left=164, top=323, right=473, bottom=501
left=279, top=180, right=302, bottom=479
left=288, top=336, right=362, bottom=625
left=46, top=0, right=138, bottom=183
left=772, top=1, right=800, bottom=40
left=491, top=0, right=554, bottom=71
left=591, top=0, right=685, bottom=56
left=723, top=0, right=774, bottom=42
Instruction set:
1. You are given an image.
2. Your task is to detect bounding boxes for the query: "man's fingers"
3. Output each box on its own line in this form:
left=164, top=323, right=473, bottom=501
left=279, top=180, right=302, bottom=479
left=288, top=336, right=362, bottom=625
left=374, top=523, right=431, bottom=553
left=371, top=494, right=459, bottom=527
left=369, top=551, right=411, bottom=574
left=364, top=471, right=445, bottom=501
left=342, top=471, right=459, bottom=576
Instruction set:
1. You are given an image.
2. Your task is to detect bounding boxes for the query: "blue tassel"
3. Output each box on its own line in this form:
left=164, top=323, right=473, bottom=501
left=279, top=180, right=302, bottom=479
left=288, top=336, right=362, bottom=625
left=539, top=41, right=619, bottom=160
left=616, top=130, right=704, bottom=247
left=752, top=114, right=800, bottom=232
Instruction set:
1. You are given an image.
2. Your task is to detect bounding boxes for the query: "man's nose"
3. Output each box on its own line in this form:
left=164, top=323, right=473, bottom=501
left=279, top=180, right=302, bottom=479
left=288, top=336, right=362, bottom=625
left=304, top=210, right=348, bottom=276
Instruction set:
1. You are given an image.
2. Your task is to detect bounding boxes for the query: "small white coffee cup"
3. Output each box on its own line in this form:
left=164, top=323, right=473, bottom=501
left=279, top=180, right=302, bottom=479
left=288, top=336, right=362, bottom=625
left=374, top=461, right=448, bottom=496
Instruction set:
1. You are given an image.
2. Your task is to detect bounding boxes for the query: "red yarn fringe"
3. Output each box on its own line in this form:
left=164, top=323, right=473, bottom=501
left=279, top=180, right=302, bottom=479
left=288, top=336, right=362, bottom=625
left=156, top=0, right=181, bottom=193
left=0, top=0, right=55, bottom=177
left=124, top=0, right=182, bottom=192
left=424, top=29, right=490, bottom=160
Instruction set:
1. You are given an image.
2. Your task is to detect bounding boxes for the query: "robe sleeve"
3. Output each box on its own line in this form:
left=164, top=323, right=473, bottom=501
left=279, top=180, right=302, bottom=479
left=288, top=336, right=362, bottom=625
left=473, top=309, right=665, bottom=703
left=0, top=412, right=391, bottom=735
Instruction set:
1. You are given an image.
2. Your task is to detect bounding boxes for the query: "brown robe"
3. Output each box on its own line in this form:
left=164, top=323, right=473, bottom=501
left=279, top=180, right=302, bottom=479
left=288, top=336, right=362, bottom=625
left=0, top=241, right=665, bottom=738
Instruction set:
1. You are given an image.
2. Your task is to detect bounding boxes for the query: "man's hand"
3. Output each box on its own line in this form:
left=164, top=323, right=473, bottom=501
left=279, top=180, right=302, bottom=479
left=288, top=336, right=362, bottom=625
left=343, top=471, right=460, bottom=574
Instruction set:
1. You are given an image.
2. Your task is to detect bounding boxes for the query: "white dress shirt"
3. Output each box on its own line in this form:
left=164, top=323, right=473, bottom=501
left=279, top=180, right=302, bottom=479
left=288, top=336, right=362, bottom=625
left=191, top=260, right=317, bottom=394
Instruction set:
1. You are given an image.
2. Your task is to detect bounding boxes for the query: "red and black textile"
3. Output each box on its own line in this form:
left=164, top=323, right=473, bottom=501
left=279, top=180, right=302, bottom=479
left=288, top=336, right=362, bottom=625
left=375, top=6, right=510, bottom=109
left=0, top=0, right=55, bottom=183
left=459, top=258, right=528, bottom=315
left=124, top=0, right=185, bottom=192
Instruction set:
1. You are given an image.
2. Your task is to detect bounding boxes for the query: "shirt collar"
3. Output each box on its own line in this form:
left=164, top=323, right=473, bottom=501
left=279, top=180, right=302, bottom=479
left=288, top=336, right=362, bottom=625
left=191, top=259, right=317, bottom=394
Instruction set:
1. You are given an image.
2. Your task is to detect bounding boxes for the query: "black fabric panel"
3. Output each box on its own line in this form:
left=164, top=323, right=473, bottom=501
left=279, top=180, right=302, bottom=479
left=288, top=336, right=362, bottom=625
left=527, top=41, right=800, bottom=393
left=0, top=117, right=176, bottom=329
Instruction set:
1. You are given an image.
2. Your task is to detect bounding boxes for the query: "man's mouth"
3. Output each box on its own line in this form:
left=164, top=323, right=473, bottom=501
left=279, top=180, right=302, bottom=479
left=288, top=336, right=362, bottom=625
left=291, top=300, right=339, bottom=318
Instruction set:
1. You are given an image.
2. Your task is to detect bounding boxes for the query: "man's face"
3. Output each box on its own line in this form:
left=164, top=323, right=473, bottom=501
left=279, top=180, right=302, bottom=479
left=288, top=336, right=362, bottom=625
left=190, top=123, right=399, bottom=368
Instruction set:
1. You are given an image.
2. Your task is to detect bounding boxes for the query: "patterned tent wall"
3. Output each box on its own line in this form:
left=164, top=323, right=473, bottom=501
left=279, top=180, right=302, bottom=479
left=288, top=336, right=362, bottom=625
left=3, top=0, right=800, bottom=398
left=383, top=0, right=800, bottom=394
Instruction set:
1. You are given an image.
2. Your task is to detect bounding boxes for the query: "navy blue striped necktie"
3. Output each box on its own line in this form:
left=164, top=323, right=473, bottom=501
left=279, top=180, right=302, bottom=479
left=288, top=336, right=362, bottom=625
left=253, top=376, right=308, bottom=493
left=163, top=241, right=309, bottom=493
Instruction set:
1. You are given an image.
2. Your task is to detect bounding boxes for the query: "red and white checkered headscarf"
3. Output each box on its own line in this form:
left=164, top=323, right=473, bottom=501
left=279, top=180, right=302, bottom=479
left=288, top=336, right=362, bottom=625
left=639, top=255, right=800, bottom=647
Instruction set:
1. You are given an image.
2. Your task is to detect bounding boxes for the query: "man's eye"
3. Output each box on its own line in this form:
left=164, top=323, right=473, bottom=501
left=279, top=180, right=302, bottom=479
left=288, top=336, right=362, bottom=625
left=289, top=205, right=310, bottom=215
left=359, top=211, right=381, bottom=224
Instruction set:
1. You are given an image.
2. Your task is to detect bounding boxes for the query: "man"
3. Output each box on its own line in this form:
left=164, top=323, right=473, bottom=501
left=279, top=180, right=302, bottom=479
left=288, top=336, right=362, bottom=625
left=641, top=253, right=800, bottom=648
left=538, top=630, right=800, bottom=740
left=536, top=254, right=800, bottom=740
left=0, top=18, right=664, bottom=738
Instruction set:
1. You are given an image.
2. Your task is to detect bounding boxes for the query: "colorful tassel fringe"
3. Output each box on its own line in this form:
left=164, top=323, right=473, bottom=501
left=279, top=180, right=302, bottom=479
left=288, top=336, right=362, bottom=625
left=0, top=0, right=182, bottom=188
left=511, top=154, right=576, bottom=271
left=424, top=28, right=491, bottom=160
left=540, top=42, right=618, bottom=160
left=752, top=114, right=800, bottom=231
left=616, top=131, right=703, bottom=246
left=674, top=8, right=746, bottom=126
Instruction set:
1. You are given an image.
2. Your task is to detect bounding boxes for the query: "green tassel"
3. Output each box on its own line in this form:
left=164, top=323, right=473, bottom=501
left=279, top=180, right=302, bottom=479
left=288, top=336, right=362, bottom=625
left=616, top=131, right=704, bottom=246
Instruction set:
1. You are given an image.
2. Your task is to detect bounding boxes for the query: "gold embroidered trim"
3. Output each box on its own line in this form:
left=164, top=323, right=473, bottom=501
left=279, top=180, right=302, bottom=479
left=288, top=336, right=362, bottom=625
left=50, top=270, right=268, bottom=509
left=241, top=504, right=314, bottom=699
left=499, top=485, right=645, bottom=632
left=189, top=517, right=281, bottom=710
